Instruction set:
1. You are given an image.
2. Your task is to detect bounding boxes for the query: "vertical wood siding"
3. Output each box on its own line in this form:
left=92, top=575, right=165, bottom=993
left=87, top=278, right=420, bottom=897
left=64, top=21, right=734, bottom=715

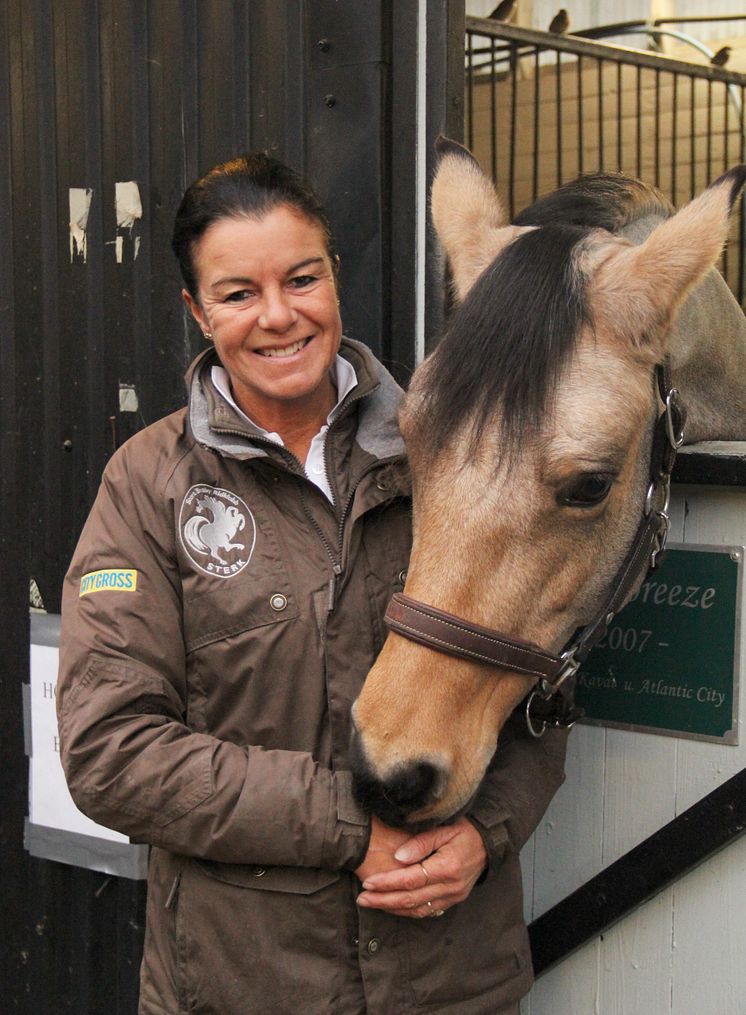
left=0, top=2, right=469, bottom=1010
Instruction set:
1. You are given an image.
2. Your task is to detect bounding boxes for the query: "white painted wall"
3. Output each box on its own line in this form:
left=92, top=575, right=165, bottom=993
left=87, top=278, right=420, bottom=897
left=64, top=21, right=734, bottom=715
left=520, top=457, right=746, bottom=1014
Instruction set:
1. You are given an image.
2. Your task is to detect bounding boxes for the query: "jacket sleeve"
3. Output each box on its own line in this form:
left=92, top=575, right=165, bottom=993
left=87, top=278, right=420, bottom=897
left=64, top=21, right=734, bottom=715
left=466, top=711, right=569, bottom=870
left=57, top=443, right=369, bottom=871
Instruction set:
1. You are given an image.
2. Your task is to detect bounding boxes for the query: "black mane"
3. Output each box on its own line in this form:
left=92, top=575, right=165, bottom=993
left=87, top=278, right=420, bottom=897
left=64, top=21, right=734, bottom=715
left=420, top=174, right=672, bottom=457
left=422, top=222, right=590, bottom=456
left=514, top=172, right=673, bottom=231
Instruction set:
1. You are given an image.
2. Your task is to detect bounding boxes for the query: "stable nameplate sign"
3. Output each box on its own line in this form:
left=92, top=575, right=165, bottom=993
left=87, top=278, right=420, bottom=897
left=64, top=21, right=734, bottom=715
left=576, top=544, right=741, bottom=743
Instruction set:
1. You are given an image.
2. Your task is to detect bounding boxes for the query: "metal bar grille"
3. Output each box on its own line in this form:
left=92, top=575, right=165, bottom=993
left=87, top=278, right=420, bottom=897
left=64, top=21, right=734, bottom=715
left=465, top=17, right=746, bottom=309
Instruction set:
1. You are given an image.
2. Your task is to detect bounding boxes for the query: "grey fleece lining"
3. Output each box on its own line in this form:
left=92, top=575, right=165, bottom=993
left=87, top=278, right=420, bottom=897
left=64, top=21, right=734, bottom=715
left=188, top=337, right=406, bottom=463
left=189, top=372, right=270, bottom=460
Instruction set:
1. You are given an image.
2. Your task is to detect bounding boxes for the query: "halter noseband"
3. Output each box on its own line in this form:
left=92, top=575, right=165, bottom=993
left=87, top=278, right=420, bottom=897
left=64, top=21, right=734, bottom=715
left=385, top=362, right=686, bottom=738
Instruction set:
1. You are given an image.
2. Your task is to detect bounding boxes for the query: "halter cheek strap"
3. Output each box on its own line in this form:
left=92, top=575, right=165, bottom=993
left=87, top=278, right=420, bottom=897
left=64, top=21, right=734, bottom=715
left=384, top=362, right=686, bottom=737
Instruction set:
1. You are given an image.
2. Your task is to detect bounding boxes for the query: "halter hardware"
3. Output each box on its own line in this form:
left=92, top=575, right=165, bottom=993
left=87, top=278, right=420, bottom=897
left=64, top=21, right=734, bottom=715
left=384, top=361, right=687, bottom=739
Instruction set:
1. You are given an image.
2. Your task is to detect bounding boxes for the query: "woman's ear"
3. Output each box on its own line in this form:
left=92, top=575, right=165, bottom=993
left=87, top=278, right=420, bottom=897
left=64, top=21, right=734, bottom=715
left=182, top=289, right=212, bottom=340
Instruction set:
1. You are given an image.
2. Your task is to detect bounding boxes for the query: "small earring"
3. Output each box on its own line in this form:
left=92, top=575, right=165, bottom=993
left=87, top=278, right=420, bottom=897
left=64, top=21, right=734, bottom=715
left=204, top=331, right=212, bottom=340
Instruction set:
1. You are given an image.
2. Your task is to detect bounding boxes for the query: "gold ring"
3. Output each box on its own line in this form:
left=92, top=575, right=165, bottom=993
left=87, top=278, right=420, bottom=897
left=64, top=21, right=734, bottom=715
left=419, top=863, right=430, bottom=884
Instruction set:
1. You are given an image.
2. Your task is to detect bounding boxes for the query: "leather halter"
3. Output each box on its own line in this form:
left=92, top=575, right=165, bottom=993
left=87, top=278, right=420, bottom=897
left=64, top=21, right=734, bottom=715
left=385, top=363, right=686, bottom=737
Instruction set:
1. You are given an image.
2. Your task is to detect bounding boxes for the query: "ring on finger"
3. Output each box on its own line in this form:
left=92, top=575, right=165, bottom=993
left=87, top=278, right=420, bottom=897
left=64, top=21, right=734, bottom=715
left=425, top=900, right=446, bottom=918
left=419, top=862, right=430, bottom=885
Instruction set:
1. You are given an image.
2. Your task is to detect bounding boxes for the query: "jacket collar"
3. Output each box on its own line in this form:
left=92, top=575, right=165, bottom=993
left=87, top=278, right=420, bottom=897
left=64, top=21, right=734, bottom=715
left=187, top=338, right=406, bottom=465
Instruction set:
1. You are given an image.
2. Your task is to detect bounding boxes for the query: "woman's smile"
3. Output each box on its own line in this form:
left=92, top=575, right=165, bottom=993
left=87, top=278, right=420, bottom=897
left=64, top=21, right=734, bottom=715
left=255, top=336, right=313, bottom=358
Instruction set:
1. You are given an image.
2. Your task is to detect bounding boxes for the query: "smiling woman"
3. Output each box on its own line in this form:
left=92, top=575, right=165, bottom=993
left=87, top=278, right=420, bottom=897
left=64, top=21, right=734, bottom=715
left=56, top=152, right=565, bottom=1015
left=54, top=147, right=577, bottom=1015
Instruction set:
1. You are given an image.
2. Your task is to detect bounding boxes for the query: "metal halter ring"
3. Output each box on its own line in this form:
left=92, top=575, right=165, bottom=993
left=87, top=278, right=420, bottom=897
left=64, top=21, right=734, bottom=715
left=665, top=389, right=685, bottom=449
left=644, top=479, right=671, bottom=520
left=525, top=691, right=548, bottom=739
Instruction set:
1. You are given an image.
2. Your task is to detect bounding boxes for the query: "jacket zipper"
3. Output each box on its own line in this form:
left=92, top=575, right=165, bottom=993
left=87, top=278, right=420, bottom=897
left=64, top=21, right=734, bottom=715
left=209, top=424, right=348, bottom=610
left=165, top=872, right=181, bottom=910
left=209, top=385, right=394, bottom=614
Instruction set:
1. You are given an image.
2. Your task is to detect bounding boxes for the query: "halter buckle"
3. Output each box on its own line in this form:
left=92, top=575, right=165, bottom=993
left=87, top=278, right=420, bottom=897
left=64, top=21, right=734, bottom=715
left=554, top=645, right=582, bottom=688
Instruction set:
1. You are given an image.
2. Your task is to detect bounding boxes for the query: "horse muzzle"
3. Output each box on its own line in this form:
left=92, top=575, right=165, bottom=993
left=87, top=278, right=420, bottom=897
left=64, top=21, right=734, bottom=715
left=348, top=728, right=448, bottom=828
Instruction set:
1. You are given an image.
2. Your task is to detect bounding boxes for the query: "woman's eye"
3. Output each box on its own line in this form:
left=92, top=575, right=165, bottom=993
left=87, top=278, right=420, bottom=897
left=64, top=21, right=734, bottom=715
left=558, top=474, right=614, bottom=508
left=224, top=289, right=253, bottom=303
left=289, top=274, right=317, bottom=289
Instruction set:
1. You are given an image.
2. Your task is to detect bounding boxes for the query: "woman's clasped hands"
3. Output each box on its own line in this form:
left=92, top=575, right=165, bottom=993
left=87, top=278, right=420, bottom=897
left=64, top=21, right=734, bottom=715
left=354, top=815, right=487, bottom=920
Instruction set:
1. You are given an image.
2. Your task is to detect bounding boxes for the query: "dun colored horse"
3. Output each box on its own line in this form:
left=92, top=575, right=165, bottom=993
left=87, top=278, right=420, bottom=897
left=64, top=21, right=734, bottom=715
left=351, top=137, right=746, bottom=827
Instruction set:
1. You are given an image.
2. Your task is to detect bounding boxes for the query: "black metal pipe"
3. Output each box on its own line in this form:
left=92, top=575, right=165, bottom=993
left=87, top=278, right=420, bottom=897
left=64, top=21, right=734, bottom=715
left=577, top=56, right=584, bottom=177
left=597, top=59, right=604, bottom=173
left=532, top=48, right=540, bottom=202
left=509, top=45, right=517, bottom=218
left=556, top=50, right=562, bottom=186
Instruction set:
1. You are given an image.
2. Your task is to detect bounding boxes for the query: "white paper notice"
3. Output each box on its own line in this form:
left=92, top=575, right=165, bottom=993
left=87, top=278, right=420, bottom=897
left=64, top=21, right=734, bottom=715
left=29, top=643, right=128, bottom=843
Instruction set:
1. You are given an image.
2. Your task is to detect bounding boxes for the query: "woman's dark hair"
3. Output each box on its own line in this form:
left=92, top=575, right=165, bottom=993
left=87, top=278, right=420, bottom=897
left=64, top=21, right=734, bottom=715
left=172, top=152, right=337, bottom=298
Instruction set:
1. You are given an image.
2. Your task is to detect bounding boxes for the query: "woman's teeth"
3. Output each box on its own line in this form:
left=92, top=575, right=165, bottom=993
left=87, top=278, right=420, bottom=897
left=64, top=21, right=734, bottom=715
left=258, top=338, right=308, bottom=358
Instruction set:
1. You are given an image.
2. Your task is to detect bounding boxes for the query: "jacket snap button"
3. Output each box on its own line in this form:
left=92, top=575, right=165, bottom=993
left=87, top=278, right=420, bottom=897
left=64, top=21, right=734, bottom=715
left=253, top=866, right=267, bottom=877
left=398, top=570, right=407, bottom=585
left=367, top=938, right=380, bottom=955
left=376, top=479, right=388, bottom=491
left=269, top=594, right=288, bottom=612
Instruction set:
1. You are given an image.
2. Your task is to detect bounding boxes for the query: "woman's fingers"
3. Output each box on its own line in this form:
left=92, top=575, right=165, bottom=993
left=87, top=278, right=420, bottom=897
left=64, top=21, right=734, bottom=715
left=357, top=817, right=487, bottom=917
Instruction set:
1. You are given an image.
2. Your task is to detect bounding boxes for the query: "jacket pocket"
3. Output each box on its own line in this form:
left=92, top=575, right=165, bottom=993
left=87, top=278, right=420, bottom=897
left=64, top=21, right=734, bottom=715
left=195, top=859, right=340, bottom=894
left=402, top=854, right=532, bottom=1008
left=180, top=492, right=300, bottom=653
left=183, top=566, right=299, bottom=653
left=175, top=859, right=346, bottom=1014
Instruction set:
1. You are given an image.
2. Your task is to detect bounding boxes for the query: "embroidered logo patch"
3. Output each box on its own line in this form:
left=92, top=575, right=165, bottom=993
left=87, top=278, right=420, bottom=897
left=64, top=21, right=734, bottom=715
left=80, top=568, right=138, bottom=596
left=179, top=484, right=256, bottom=578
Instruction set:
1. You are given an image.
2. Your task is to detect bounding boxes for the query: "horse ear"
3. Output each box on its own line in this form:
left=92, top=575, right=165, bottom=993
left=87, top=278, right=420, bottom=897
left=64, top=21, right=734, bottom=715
left=431, top=136, right=528, bottom=301
left=591, top=166, right=746, bottom=359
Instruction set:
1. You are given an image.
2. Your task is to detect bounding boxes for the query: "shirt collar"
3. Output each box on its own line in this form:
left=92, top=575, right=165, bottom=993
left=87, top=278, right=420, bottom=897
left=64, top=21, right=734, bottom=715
left=210, top=355, right=358, bottom=444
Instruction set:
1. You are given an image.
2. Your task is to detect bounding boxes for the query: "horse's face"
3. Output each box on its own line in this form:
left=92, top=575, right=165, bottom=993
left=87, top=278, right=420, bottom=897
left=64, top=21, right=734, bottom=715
left=351, top=141, right=746, bottom=827
left=351, top=334, right=654, bottom=825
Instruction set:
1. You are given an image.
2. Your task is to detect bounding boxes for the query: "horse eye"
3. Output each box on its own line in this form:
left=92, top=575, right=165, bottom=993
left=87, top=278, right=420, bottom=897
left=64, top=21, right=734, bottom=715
left=558, top=473, right=613, bottom=508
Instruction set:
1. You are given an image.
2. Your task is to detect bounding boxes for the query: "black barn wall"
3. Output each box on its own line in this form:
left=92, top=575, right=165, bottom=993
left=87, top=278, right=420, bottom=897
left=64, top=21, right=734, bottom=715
left=0, top=1, right=463, bottom=1011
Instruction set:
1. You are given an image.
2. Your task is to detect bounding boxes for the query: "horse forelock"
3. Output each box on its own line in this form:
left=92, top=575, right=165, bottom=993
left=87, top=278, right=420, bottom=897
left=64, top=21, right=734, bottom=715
left=514, top=172, right=674, bottom=233
left=417, top=222, right=592, bottom=458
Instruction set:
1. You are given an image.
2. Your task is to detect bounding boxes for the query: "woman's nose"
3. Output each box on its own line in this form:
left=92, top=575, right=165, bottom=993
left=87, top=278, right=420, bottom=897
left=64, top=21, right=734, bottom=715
left=258, top=289, right=297, bottom=331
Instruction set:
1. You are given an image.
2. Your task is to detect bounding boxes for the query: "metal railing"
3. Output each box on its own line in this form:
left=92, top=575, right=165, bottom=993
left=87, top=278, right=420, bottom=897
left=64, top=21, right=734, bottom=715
left=465, top=16, right=746, bottom=305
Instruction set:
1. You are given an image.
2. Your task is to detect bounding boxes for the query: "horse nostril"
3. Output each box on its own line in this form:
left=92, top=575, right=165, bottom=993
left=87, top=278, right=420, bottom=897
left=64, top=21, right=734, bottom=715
left=386, top=762, right=439, bottom=810
left=350, top=739, right=442, bottom=826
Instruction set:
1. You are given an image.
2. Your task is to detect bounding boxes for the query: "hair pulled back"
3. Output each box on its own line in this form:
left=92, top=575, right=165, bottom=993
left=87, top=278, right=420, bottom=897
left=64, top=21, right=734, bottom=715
left=172, top=152, right=337, bottom=298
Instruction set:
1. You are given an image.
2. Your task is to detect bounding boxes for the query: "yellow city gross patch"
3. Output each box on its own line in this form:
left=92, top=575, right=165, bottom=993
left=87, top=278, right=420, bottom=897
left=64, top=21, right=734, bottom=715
left=80, top=568, right=138, bottom=596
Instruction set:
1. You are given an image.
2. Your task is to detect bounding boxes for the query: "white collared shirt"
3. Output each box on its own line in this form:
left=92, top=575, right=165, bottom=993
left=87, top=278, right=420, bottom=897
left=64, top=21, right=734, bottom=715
left=211, top=356, right=358, bottom=502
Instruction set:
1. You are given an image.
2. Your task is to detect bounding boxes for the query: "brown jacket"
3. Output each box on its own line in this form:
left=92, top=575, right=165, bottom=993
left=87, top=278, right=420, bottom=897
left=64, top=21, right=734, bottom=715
left=58, top=338, right=568, bottom=1015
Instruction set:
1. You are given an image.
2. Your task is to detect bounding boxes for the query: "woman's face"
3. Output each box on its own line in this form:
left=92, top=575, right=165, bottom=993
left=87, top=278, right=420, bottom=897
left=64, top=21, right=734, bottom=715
left=185, top=205, right=342, bottom=429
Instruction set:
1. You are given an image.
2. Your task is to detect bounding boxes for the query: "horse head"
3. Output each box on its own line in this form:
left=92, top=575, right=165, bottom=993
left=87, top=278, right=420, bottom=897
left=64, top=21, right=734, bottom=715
left=351, top=138, right=746, bottom=828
